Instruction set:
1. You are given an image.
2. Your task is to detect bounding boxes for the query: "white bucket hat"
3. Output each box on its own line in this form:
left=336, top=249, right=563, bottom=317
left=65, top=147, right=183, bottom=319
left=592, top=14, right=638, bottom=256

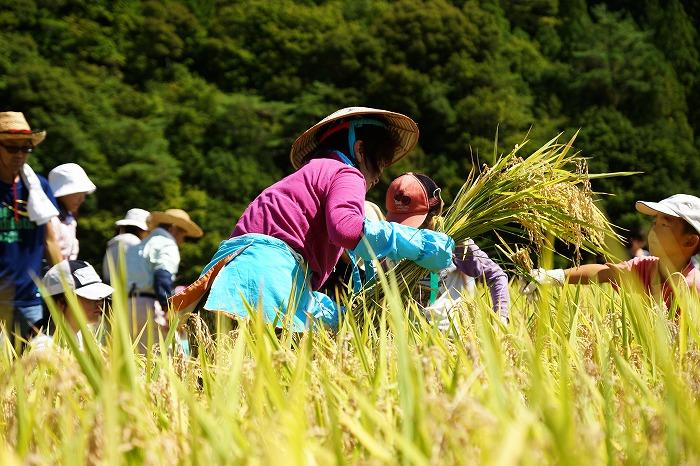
left=636, top=194, right=700, bottom=235
left=49, top=163, right=96, bottom=198
left=43, top=260, right=114, bottom=300
left=115, top=208, right=150, bottom=231
left=289, top=107, right=419, bottom=170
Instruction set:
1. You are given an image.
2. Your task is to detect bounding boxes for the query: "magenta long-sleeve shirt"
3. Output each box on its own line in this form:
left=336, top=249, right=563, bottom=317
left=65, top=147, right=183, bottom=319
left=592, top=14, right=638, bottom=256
left=232, top=156, right=366, bottom=289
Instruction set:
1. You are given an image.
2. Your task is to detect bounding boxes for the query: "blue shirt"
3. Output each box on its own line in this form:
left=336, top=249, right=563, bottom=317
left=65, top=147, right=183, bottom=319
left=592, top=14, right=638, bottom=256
left=0, top=174, right=58, bottom=308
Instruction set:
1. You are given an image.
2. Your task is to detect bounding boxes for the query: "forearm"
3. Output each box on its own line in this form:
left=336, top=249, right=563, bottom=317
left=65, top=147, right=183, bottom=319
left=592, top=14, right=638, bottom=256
left=153, top=269, right=174, bottom=309
left=564, top=264, right=613, bottom=284
left=352, top=219, right=454, bottom=271
left=44, top=223, right=62, bottom=265
left=453, top=242, right=510, bottom=317
left=486, top=271, right=510, bottom=319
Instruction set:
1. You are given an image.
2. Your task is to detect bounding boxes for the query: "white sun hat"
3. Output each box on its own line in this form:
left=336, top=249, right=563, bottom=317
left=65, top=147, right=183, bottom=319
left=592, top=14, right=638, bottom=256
left=43, top=260, right=114, bottom=300
left=48, top=163, right=96, bottom=198
left=636, top=194, right=700, bottom=235
left=115, top=208, right=150, bottom=231
left=289, top=107, right=419, bottom=170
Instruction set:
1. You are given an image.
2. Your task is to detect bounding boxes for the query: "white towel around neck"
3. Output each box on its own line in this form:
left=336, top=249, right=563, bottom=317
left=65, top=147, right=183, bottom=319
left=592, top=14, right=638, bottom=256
left=19, top=164, right=59, bottom=225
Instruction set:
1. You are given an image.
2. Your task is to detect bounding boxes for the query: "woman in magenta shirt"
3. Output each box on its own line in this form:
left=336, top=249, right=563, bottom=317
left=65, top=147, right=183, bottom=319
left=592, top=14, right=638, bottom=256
left=192, top=107, right=455, bottom=331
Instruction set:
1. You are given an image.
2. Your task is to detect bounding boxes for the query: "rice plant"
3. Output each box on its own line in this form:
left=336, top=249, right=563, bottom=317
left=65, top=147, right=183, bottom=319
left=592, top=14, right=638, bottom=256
left=371, top=131, right=634, bottom=304
left=1, top=266, right=699, bottom=465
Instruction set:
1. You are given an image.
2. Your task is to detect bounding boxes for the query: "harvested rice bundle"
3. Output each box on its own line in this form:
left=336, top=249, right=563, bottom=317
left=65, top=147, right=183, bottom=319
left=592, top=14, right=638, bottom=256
left=366, top=131, right=630, bottom=302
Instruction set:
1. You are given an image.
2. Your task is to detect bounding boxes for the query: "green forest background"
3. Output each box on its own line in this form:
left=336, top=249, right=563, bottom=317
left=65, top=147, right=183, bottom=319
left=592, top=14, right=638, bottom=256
left=2, top=0, right=699, bottom=283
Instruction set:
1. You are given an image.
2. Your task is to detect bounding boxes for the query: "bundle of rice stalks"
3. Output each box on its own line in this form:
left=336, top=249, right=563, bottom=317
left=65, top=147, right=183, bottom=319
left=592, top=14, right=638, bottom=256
left=364, top=131, right=631, bottom=304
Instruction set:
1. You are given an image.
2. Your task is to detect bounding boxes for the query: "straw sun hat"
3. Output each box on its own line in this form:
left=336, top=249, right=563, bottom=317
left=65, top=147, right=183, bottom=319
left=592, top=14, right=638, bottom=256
left=0, top=112, right=46, bottom=146
left=149, top=209, right=203, bottom=238
left=290, top=107, right=419, bottom=170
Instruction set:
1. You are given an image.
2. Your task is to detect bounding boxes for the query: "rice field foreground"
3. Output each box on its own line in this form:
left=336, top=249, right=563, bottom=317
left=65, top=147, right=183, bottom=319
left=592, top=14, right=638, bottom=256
left=1, top=277, right=700, bottom=465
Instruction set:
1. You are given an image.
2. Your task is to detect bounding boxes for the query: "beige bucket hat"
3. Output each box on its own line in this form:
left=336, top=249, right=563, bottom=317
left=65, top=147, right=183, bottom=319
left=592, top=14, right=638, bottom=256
left=290, top=107, right=419, bottom=170
left=149, top=209, right=203, bottom=238
left=0, top=112, right=46, bottom=146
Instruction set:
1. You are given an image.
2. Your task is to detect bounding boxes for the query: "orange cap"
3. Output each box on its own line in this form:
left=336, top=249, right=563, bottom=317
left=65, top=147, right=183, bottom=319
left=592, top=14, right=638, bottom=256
left=385, top=173, right=441, bottom=228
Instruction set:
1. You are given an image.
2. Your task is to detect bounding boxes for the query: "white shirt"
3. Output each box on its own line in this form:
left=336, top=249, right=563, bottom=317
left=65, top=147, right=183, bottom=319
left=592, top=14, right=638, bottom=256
left=420, top=263, right=476, bottom=331
left=125, top=227, right=180, bottom=294
left=50, top=214, right=79, bottom=260
left=29, top=331, right=84, bottom=353
left=103, top=233, right=142, bottom=282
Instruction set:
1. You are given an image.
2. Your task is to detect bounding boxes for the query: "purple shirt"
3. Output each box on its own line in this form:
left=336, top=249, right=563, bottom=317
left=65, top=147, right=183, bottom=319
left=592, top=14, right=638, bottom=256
left=453, top=240, right=510, bottom=319
left=232, top=156, right=366, bottom=289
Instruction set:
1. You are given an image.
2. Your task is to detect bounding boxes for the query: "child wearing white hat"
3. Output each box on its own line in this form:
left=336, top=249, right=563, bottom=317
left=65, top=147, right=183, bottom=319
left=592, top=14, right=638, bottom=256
left=48, top=163, right=96, bottom=260
left=102, top=208, right=150, bottom=283
left=30, top=260, right=113, bottom=352
left=523, top=194, right=700, bottom=311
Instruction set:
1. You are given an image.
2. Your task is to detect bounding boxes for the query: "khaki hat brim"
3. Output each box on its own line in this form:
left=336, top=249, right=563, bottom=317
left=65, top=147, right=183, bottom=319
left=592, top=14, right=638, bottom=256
left=290, top=107, right=419, bottom=170
left=149, top=212, right=203, bottom=238
left=0, top=131, right=46, bottom=146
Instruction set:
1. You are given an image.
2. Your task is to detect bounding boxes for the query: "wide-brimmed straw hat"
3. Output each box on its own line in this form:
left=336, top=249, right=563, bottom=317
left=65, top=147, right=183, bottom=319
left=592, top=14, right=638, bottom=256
left=149, top=209, right=203, bottom=238
left=290, top=107, right=419, bottom=170
left=0, top=112, right=46, bottom=146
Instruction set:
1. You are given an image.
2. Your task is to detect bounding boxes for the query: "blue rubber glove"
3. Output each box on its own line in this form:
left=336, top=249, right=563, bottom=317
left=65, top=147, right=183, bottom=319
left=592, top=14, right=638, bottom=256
left=352, top=219, right=455, bottom=271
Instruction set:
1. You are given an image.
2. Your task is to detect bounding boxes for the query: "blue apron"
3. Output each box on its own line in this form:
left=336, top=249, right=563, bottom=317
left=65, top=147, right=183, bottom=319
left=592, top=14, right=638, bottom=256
left=202, top=234, right=341, bottom=332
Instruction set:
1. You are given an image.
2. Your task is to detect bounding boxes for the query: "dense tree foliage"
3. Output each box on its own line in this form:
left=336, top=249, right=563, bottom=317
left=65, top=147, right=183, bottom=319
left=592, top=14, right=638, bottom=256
left=1, top=0, right=698, bottom=281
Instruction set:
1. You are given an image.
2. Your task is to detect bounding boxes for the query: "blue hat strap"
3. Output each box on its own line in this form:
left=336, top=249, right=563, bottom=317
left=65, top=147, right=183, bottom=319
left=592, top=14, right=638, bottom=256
left=333, top=150, right=357, bottom=168
left=347, top=118, right=387, bottom=163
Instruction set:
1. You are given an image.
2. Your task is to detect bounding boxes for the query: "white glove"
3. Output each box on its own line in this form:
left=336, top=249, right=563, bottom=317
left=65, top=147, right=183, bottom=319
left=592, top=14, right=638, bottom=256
left=520, top=268, right=565, bottom=296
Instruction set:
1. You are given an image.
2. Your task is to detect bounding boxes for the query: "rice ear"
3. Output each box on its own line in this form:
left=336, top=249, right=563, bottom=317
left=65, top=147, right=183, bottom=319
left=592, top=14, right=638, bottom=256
left=364, top=130, right=634, bottom=304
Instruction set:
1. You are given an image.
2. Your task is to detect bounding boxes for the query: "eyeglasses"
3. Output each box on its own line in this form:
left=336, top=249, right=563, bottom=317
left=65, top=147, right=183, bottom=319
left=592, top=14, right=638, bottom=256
left=0, top=144, right=33, bottom=154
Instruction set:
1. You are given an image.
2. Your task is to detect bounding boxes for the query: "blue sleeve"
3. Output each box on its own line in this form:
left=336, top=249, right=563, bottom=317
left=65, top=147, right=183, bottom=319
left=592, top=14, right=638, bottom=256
left=153, top=268, right=174, bottom=309
left=352, top=219, right=455, bottom=272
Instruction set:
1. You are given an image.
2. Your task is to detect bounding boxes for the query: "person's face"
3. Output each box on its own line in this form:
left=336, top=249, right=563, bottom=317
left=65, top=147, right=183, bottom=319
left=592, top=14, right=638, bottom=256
left=648, top=214, right=695, bottom=259
left=77, top=296, right=104, bottom=324
left=0, top=139, right=33, bottom=177
left=170, top=225, right=188, bottom=246
left=58, top=295, right=105, bottom=331
left=355, top=141, right=387, bottom=192
left=59, top=192, right=87, bottom=213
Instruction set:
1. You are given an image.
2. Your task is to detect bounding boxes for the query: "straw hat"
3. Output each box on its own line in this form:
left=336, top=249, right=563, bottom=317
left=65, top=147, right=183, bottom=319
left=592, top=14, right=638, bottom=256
left=0, top=112, right=46, bottom=146
left=49, top=163, right=96, bottom=197
left=149, top=209, right=203, bottom=238
left=290, top=107, right=419, bottom=170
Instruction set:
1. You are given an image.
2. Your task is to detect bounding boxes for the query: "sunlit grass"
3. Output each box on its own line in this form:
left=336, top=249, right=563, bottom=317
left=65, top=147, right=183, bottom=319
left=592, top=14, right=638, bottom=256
left=1, top=271, right=699, bottom=465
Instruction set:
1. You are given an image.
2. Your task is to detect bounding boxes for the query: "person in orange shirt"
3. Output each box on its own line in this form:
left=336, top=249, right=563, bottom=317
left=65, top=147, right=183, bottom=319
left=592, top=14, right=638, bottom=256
left=523, top=194, right=700, bottom=308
